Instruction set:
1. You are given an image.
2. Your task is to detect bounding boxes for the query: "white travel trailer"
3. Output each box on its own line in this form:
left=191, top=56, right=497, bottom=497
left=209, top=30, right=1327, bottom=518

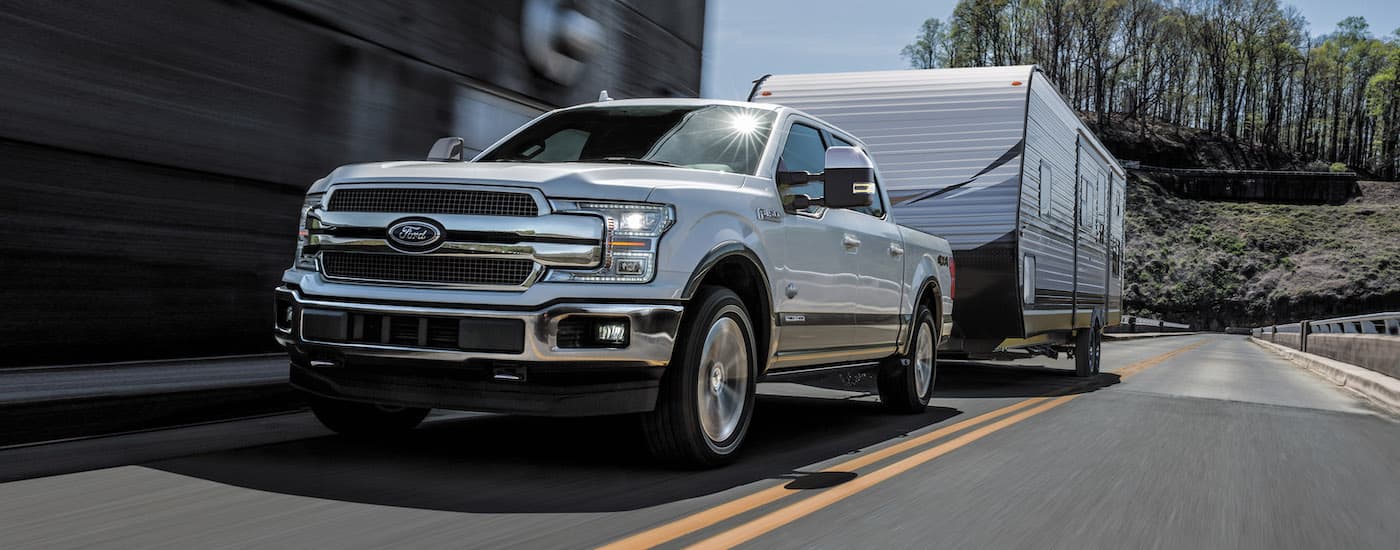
left=753, top=65, right=1125, bottom=375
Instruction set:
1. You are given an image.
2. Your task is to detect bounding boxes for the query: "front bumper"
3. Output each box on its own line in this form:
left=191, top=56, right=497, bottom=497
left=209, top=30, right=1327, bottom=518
left=273, top=287, right=684, bottom=415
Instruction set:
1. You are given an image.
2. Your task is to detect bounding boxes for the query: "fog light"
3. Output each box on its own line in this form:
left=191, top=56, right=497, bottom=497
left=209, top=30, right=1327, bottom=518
left=274, top=297, right=294, bottom=331
left=617, top=259, right=644, bottom=275
left=595, top=320, right=628, bottom=345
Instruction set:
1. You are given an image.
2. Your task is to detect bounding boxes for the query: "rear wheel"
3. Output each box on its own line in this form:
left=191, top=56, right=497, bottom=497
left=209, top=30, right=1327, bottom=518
left=1074, top=321, right=1102, bottom=377
left=307, top=394, right=429, bottom=437
left=878, top=305, right=937, bottom=413
left=641, top=286, right=757, bottom=468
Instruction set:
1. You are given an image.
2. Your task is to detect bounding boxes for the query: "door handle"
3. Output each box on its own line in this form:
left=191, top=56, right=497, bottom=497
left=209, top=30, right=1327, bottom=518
left=842, top=234, right=861, bottom=249
left=889, top=243, right=904, bottom=256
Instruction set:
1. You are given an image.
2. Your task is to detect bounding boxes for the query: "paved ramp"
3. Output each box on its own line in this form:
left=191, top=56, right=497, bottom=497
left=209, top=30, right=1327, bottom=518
left=1, top=335, right=1395, bottom=548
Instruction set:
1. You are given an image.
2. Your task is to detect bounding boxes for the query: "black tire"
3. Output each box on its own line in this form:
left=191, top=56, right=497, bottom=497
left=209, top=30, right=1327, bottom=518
left=308, top=394, right=430, bottom=438
left=641, top=286, right=757, bottom=468
left=878, top=305, right=937, bottom=413
left=1074, top=321, right=1102, bottom=377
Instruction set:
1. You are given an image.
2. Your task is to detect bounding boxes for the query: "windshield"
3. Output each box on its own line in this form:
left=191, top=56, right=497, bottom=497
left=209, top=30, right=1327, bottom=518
left=477, top=104, right=777, bottom=175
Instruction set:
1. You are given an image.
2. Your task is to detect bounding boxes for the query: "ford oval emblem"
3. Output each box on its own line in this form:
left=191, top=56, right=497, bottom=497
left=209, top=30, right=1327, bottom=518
left=386, top=219, right=445, bottom=252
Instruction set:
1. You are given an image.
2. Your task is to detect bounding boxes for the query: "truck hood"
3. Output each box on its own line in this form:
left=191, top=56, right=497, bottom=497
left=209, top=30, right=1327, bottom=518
left=313, top=161, right=750, bottom=202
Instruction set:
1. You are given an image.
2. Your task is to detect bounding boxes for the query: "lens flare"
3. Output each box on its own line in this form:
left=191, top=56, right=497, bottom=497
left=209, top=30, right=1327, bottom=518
left=730, top=112, right=761, bottom=134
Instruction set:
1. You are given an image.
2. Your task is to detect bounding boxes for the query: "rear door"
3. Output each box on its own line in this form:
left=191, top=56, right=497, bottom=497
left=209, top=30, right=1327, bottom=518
left=825, top=131, right=903, bottom=352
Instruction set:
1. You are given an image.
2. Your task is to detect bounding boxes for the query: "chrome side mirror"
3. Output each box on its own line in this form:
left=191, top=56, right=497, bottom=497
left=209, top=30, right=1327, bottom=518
left=821, top=146, right=876, bottom=208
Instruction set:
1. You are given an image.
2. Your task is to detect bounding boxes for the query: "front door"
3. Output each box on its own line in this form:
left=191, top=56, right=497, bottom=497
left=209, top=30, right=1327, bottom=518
left=769, top=121, right=871, bottom=368
left=824, top=133, right=903, bottom=351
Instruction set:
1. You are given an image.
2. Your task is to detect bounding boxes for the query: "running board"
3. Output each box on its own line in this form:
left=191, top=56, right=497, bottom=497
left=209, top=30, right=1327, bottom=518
left=761, top=361, right=880, bottom=379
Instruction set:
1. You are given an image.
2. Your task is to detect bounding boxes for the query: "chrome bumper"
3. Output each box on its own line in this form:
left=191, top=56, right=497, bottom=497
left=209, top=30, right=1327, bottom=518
left=273, top=287, right=683, bottom=366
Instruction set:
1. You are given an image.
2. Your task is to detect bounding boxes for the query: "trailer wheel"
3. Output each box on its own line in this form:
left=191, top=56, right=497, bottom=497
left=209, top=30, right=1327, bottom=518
left=308, top=394, right=429, bottom=437
left=878, top=305, right=937, bottom=413
left=1074, top=321, right=1102, bottom=377
left=641, top=286, right=757, bottom=468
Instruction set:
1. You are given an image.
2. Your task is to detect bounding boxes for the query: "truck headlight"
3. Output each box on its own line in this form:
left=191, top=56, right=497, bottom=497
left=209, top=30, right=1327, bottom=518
left=544, top=201, right=675, bottom=283
left=293, top=193, right=324, bottom=271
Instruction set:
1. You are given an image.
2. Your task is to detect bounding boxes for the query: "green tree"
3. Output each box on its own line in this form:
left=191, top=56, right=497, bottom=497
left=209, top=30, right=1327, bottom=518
left=900, top=18, right=952, bottom=69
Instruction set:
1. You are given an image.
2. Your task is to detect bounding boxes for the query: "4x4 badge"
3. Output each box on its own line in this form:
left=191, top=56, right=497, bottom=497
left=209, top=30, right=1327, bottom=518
left=756, top=208, right=783, bottom=223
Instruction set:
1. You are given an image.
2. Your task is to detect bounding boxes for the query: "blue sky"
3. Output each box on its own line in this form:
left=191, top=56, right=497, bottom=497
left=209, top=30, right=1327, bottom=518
left=701, top=0, right=1400, bottom=99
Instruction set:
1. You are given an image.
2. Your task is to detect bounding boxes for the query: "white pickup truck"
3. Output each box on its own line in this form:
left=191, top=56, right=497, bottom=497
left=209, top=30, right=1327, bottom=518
left=274, top=98, right=954, bottom=466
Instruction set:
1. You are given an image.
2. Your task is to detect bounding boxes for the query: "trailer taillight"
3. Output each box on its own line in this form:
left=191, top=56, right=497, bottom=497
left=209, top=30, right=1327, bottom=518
left=949, top=257, right=956, bottom=298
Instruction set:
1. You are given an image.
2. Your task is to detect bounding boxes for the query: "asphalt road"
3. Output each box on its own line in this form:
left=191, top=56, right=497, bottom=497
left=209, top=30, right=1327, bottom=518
left=0, top=355, right=293, bottom=445
left=1, top=334, right=1396, bottom=549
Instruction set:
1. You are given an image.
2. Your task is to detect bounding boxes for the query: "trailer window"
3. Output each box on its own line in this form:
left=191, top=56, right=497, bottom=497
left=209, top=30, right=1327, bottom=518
left=1078, top=175, right=1089, bottom=231
left=1097, top=174, right=1108, bottom=241
left=1038, top=160, right=1052, bottom=218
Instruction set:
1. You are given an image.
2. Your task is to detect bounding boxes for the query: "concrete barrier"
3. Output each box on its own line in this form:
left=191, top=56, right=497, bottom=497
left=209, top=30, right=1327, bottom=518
left=1251, top=337, right=1400, bottom=415
left=1253, top=313, right=1400, bottom=378
left=1256, top=323, right=1305, bottom=350
left=1303, top=334, right=1400, bottom=380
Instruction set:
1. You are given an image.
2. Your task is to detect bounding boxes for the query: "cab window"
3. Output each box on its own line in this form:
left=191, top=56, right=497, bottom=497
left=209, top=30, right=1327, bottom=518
left=777, top=123, right=826, bottom=211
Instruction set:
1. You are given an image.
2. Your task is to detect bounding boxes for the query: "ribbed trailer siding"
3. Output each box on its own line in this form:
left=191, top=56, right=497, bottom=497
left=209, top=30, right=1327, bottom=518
left=1019, top=72, right=1124, bottom=334
left=756, top=66, right=1124, bottom=348
left=756, top=67, right=1033, bottom=340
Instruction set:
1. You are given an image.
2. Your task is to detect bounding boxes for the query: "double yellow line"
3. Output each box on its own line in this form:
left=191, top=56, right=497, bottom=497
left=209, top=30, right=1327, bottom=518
left=602, top=338, right=1208, bottom=550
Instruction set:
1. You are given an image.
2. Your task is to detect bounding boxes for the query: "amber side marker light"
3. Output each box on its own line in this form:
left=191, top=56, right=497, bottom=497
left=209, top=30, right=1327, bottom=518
left=609, top=241, right=648, bottom=248
left=1011, top=81, right=1023, bottom=86
left=760, top=91, right=772, bottom=96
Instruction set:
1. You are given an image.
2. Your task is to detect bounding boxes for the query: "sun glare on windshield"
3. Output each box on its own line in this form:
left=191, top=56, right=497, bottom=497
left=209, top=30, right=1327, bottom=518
left=729, top=112, right=761, bottom=135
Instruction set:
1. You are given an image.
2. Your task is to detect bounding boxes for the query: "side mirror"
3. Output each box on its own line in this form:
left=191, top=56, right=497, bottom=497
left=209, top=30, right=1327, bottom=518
left=427, top=137, right=465, bottom=161
left=776, top=170, right=816, bottom=187
left=821, top=146, right=876, bottom=208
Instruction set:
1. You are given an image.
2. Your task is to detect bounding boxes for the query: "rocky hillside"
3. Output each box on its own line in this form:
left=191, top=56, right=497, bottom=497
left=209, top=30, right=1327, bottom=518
left=1093, top=115, right=1309, bottom=172
left=1123, top=177, right=1400, bottom=329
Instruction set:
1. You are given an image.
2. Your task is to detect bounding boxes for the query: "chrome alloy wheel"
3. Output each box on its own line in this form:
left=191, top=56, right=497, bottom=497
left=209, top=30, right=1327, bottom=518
left=914, top=321, right=935, bottom=397
left=695, top=313, right=750, bottom=445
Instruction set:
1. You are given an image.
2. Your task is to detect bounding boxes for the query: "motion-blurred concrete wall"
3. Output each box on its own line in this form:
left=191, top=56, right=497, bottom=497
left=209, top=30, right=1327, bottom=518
left=0, top=0, right=705, bottom=366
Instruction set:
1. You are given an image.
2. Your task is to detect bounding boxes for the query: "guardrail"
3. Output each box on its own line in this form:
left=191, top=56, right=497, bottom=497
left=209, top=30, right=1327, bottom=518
left=1252, top=312, right=1400, bottom=380
left=1106, top=316, right=1192, bottom=334
left=1128, top=164, right=1360, bottom=179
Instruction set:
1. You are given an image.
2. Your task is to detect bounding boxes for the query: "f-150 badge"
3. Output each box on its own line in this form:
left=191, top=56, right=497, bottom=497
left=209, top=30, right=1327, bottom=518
left=756, top=208, right=783, bottom=222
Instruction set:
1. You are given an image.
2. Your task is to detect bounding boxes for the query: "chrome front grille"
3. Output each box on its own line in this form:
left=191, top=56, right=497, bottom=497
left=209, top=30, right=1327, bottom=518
left=327, top=188, right=539, bottom=217
left=321, top=252, right=536, bottom=287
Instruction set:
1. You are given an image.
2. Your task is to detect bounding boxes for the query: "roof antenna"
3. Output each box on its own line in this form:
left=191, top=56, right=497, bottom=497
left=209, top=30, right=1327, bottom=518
left=598, top=90, right=612, bottom=101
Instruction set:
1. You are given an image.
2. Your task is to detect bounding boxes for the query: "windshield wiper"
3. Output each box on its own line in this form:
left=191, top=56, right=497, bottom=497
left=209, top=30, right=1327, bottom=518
left=577, top=157, right=683, bottom=168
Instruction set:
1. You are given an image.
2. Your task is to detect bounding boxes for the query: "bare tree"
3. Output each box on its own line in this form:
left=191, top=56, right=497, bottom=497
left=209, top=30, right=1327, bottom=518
left=901, top=18, right=952, bottom=69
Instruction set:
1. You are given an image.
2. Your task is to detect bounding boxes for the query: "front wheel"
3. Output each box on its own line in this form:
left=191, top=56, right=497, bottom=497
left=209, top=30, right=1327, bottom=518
left=641, top=286, right=757, bottom=468
left=307, top=394, right=430, bottom=438
left=878, top=305, right=937, bottom=413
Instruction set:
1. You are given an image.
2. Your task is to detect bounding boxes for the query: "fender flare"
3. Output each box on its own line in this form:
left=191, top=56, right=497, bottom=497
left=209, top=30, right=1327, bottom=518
left=680, top=242, right=775, bottom=370
left=680, top=242, right=771, bottom=301
left=901, top=277, right=944, bottom=354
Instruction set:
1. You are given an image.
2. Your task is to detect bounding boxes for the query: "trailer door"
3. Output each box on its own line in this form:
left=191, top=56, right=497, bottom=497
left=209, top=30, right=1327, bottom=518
left=1073, top=133, right=1111, bottom=329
